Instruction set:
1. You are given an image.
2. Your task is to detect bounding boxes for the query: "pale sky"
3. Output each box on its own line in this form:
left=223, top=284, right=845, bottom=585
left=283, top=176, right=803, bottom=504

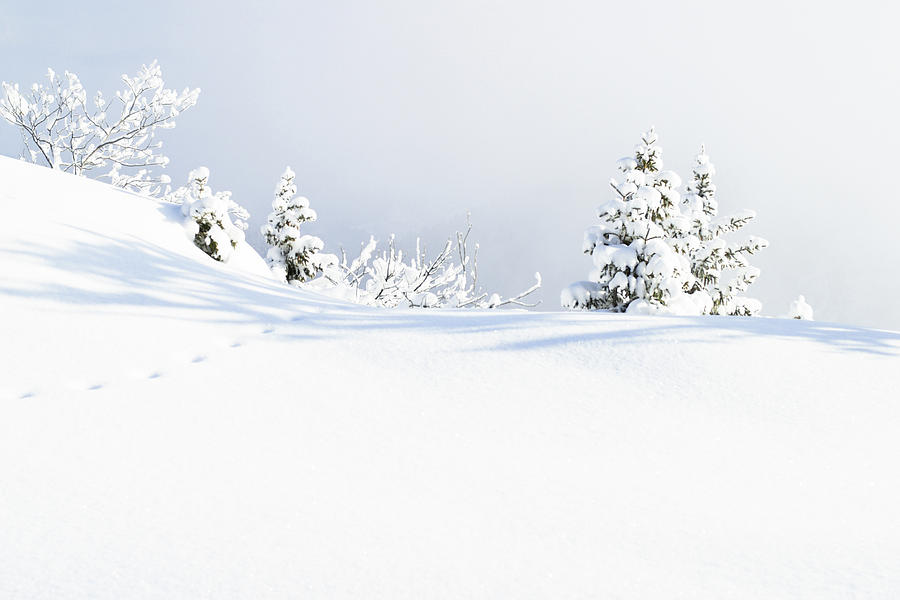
left=3, top=0, right=899, bottom=328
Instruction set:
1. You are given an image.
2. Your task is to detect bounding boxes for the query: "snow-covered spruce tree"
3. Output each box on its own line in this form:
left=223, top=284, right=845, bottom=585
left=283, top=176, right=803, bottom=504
left=173, top=167, right=249, bottom=262
left=682, top=145, right=768, bottom=315
left=562, top=127, right=700, bottom=314
left=261, top=167, right=328, bottom=282
left=311, top=215, right=541, bottom=309
left=789, top=295, right=814, bottom=320
left=0, top=61, right=199, bottom=196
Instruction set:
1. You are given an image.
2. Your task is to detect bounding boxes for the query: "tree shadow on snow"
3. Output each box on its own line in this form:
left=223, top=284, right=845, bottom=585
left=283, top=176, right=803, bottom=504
left=2, top=225, right=899, bottom=358
left=485, top=315, right=900, bottom=357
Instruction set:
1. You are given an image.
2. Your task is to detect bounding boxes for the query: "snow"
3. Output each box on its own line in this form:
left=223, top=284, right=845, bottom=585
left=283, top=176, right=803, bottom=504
left=615, top=156, right=637, bottom=172
left=2, top=156, right=900, bottom=598
left=656, top=169, right=683, bottom=188
left=560, top=280, right=602, bottom=308
left=591, top=243, right=638, bottom=270
left=790, top=294, right=815, bottom=320
left=631, top=185, right=662, bottom=209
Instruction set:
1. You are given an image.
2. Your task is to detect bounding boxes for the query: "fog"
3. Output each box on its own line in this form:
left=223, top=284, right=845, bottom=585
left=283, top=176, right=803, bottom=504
left=3, top=0, right=898, bottom=327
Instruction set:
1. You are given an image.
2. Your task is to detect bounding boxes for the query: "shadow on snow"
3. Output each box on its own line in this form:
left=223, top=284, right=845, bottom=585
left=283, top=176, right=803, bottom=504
left=2, top=224, right=899, bottom=357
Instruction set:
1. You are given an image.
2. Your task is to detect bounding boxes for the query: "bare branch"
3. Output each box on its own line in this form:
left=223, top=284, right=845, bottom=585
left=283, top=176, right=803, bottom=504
left=0, top=62, right=198, bottom=196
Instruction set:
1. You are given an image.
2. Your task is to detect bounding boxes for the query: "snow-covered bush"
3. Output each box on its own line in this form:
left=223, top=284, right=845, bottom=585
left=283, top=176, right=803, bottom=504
left=682, top=145, right=767, bottom=315
left=310, top=215, right=541, bottom=309
left=173, top=167, right=248, bottom=262
left=261, top=167, right=329, bottom=282
left=789, top=295, right=814, bottom=320
left=0, top=61, right=198, bottom=196
left=562, top=128, right=699, bottom=314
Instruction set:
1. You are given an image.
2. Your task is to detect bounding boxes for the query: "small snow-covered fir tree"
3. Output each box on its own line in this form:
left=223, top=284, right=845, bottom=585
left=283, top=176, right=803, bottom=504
left=173, top=167, right=248, bottom=262
left=562, top=127, right=698, bottom=314
left=682, top=145, right=768, bottom=315
left=789, top=295, right=814, bottom=320
left=261, top=167, right=328, bottom=282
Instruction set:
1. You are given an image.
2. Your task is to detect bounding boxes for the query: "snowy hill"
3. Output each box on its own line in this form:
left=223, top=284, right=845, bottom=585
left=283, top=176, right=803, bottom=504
left=2, top=156, right=900, bottom=598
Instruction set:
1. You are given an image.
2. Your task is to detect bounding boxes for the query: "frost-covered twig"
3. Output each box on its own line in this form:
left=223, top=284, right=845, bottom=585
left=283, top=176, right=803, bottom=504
left=485, top=273, right=542, bottom=308
left=310, top=216, right=541, bottom=309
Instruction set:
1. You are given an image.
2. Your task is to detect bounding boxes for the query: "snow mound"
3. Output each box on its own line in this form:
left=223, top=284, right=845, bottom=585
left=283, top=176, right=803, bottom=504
left=2, top=156, right=900, bottom=599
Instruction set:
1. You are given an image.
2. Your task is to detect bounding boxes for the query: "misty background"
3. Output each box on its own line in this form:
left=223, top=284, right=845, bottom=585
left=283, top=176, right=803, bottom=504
left=2, top=0, right=898, bottom=329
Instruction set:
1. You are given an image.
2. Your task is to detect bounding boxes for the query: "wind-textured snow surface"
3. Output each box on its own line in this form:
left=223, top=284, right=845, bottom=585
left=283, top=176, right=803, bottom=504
left=2, top=156, right=900, bottom=599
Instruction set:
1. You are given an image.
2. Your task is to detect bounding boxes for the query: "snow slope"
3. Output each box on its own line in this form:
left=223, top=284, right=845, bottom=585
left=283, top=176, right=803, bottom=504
left=2, top=156, right=900, bottom=599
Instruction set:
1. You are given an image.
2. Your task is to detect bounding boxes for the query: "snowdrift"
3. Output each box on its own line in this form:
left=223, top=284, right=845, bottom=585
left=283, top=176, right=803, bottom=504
left=2, top=156, right=899, bottom=599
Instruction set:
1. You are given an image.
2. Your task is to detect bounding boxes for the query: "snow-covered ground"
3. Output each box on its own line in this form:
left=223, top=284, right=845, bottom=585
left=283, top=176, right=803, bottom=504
left=2, top=156, right=899, bottom=598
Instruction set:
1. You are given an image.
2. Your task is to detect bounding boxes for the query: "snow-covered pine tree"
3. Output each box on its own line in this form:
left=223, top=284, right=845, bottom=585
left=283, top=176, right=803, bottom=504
left=789, top=295, right=814, bottom=320
left=175, top=167, right=248, bottom=262
left=682, top=145, right=768, bottom=316
left=261, top=167, right=326, bottom=282
left=562, top=127, right=698, bottom=314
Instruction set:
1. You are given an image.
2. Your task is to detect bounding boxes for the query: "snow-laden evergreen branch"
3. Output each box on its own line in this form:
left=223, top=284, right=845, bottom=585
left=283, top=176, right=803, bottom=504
left=0, top=61, right=199, bottom=196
